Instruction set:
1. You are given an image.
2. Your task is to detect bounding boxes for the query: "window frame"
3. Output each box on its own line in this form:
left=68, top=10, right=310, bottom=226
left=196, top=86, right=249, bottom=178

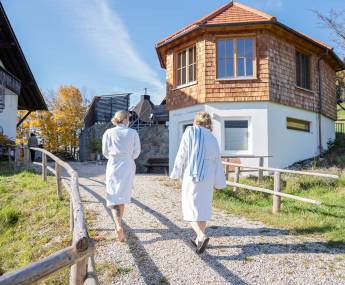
left=216, top=36, right=257, bottom=80
left=175, top=45, right=197, bottom=88
left=286, top=117, right=311, bottom=132
left=295, top=50, right=311, bottom=90
left=221, top=116, right=252, bottom=155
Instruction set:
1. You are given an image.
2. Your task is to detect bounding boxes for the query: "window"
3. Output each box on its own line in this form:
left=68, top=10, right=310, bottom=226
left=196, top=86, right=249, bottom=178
left=217, top=38, right=255, bottom=79
left=176, top=46, right=196, bottom=87
left=296, top=51, right=310, bottom=89
left=287, top=117, right=310, bottom=132
left=224, top=120, right=248, bottom=151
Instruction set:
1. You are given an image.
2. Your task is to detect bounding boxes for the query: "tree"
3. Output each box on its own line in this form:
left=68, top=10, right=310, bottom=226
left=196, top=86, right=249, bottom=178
left=17, top=85, right=86, bottom=156
left=314, top=9, right=345, bottom=110
left=51, top=86, right=86, bottom=156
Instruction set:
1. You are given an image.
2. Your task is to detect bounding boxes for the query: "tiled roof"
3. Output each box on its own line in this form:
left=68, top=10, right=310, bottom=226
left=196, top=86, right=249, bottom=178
left=156, top=1, right=275, bottom=48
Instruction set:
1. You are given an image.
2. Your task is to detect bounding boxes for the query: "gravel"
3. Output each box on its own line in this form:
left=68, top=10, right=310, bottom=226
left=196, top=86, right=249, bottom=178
left=67, top=162, right=345, bottom=285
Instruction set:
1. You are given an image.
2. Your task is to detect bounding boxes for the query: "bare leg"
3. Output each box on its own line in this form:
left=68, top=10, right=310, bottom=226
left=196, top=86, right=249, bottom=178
left=111, top=204, right=125, bottom=241
left=190, top=221, right=207, bottom=242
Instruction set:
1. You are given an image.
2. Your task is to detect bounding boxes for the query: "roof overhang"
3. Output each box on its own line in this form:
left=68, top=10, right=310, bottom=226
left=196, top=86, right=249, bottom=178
left=0, top=3, right=47, bottom=111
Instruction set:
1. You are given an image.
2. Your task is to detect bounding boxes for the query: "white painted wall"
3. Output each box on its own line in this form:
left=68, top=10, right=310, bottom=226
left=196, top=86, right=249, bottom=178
left=169, top=101, right=335, bottom=172
left=0, top=89, right=18, bottom=141
left=267, top=102, right=335, bottom=168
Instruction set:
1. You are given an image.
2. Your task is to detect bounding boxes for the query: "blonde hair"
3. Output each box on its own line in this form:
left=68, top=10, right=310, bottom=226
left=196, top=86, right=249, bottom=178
left=194, top=111, right=212, bottom=130
left=111, top=110, right=129, bottom=125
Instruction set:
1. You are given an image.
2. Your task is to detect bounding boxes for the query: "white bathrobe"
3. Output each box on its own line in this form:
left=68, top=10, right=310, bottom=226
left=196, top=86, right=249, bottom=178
left=102, top=124, right=141, bottom=207
left=171, top=126, right=226, bottom=221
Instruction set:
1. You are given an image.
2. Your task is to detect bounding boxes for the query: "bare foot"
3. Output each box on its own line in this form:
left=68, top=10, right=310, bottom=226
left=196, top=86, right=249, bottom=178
left=115, top=228, right=125, bottom=242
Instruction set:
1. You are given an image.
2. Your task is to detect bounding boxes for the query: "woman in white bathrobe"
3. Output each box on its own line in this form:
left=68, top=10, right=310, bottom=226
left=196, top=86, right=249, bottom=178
left=102, top=110, right=141, bottom=241
left=170, top=112, right=226, bottom=254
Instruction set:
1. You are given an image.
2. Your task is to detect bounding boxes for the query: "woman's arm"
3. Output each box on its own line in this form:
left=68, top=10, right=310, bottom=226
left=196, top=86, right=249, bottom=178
left=102, top=131, right=109, bottom=159
left=132, top=131, right=141, bottom=159
left=170, top=128, right=190, bottom=180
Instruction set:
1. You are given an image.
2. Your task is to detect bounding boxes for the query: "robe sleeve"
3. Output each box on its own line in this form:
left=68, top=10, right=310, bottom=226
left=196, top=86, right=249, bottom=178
left=170, top=128, right=190, bottom=180
left=214, top=143, right=227, bottom=189
left=132, top=131, right=141, bottom=159
left=102, top=131, right=109, bottom=159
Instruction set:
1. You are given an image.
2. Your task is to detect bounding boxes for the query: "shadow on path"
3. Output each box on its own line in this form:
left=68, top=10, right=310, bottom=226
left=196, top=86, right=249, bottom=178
left=80, top=184, right=170, bottom=285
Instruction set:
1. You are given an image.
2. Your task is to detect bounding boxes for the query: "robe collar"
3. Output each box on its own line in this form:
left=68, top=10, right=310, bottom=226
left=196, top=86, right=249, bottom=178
left=117, top=123, right=128, bottom=129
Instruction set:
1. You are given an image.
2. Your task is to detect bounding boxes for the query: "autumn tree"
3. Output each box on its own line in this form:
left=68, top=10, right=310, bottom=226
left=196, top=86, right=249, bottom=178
left=51, top=86, right=86, bottom=156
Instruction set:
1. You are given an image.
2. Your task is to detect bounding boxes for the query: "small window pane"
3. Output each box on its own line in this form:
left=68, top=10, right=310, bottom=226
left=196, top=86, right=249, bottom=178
left=182, top=67, right=186, bottom=85
left=218, top=40, right=226, bottom=59
left=287, top=117, right=310, bottom=132
left=218, top=58, right=226, bottom=78
left=226, top=39, right=234, bottom=58
left=178, top=70, right=182, bottom=86
left=237, top=58, right=245, bottom=77
left=178, top=53, right=182, bottom=69
left=245, top=39, right=253, bottom=57
left=237, top=39, right=245, bottom=57
left=246, top=58, right=253, bottom=76
left=189, top=64, right=194, bottom=82
left=224, top=120, right=248, bottom=151
left=182, top=51, right=186, bottom=66
left=226, top=58, right=234, bottom=77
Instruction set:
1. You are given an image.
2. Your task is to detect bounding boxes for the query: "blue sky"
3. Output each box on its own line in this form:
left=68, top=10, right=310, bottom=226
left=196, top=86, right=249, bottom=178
left=2, top=0, right=344, bottom=106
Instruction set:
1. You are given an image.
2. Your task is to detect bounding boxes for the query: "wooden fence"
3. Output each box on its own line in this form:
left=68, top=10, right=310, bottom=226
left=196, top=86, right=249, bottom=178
left=222, top=161, right=338, bottom=214
left=0, top=147, right=98, bottom=285
left=336, top=120, right=345, bottom=135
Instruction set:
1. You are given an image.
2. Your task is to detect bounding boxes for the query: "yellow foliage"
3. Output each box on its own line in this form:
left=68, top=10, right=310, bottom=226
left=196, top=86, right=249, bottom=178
left=16, top=85, right=86, bottom=153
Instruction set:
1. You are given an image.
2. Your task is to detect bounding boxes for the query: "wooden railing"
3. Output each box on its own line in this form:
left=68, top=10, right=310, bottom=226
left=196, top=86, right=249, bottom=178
left=222, top=161, right=338, bottom=214
left=0, top=147, right=98, bottom=285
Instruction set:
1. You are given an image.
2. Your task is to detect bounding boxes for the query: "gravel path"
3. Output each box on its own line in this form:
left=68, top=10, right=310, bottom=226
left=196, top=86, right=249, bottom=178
left=67, top=162, right=345, bottom=285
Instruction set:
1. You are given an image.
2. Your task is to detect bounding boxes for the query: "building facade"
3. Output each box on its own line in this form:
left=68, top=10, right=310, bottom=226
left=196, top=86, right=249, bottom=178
left=156, top=1, right=344, bottom=170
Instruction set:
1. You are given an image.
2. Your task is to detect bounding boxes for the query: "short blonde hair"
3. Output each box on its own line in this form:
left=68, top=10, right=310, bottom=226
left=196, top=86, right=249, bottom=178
left=194, top=111, right=212, bottom=130
left=111, top=110, right=129, bottom=125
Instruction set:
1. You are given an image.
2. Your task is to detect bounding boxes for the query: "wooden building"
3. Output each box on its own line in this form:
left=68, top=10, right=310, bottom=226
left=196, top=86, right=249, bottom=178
left=156, top=1, right=345, bottom=170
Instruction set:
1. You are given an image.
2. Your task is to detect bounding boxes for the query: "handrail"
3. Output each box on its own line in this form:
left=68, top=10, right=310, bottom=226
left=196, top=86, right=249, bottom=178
left=222, top=161, right=339, bottom=179
left=0, top=147, right=98, bottom=285
left=222, top=161, right=338, bottom=213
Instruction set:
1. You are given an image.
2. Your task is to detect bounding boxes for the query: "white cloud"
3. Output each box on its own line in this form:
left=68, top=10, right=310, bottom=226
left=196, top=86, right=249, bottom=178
left=58, top=0, right=165, bottom=100
left=263, top=0, right=283, bottom=10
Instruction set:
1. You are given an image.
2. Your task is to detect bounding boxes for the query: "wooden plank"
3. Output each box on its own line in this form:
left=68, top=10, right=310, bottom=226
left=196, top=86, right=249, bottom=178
left=233, top=166, right=240, bottom=192
left=47, top=165, right=56, bottom=176
left=23, top=145, right=29, bottom=170
left=30, top=147, right=76, bottom=177
left=0, top=245, right=93, bottom=285
left=70, top=259, right=87, bottom=285
left=84, top=256, right=99, bottom=285
left=55, top=163, right=62, bottom=200
left=226, top=181, right=321, bottom=205
left=71, top=174, right=89, bottom=251
left=42, top=153, right=47, bottom=182
left=258, top=157, right=264, bottom=182
left=222, top=161, right=338, bottom=179
left=272, top=171, right=281, bottom=214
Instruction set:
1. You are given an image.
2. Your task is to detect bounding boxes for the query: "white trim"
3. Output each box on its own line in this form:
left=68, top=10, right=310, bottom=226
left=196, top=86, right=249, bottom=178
left=174, top=81, right=197, bottom=90
left=220, top=116, right=253, bottom=156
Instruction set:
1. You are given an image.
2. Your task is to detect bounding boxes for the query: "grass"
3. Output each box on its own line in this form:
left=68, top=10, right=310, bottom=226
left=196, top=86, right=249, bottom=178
left=96, top=262, right=132, bottom=283
left=213, top=174, right=345, bottom=243
left=337, top=104, right=345, bottom=120
left=0, top=162, right=70, bottom=284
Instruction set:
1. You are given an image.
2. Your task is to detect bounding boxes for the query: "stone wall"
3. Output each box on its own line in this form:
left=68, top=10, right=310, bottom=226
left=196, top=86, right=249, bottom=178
left=136, top=125, right=169, bottom=173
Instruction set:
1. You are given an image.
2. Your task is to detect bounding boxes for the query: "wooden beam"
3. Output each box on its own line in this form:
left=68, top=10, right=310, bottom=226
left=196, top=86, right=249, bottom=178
left=16, top=110, right=31, bottom=128
left=0, top=245, right=94, bottom=285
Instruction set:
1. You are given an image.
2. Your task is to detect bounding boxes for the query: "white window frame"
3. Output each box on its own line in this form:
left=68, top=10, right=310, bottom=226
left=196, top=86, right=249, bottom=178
left=176, top=46, right=197, bottom=88
left=216, top=37, right=256, bottom=80
left=221, top=116, right=253, bottom=156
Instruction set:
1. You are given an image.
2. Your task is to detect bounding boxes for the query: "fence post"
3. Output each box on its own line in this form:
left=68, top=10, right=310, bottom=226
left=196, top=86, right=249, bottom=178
left=272, top=171, right=281, bottom=214
left=258, top=157, right=264, bottom=183
left=14, top=145, right=20, bottom=171
left=70, top=258, right=88, bottom=285
left=233, top=166, right=240, bottom=192
left=225, top=164, right=229, bottom=181
left=70, top=200, right=74, bottom=232
left=42, top=153, right=47, bottom=182
left=55, top=163, right=62, bottom=200
left=8, top=147, right=11, bottom=165
left=24, top=145, right=30, bottom=170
